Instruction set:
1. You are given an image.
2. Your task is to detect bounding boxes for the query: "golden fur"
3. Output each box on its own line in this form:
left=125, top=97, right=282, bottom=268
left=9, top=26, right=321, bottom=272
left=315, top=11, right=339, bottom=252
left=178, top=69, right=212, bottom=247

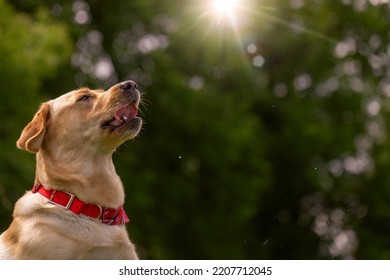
left=0, top=81, right=142, bottom=259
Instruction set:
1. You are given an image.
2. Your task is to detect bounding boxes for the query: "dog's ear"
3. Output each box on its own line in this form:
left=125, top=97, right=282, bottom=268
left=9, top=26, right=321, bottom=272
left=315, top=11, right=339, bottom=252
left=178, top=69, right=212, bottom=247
left=17, top=103, right=51, bottom=154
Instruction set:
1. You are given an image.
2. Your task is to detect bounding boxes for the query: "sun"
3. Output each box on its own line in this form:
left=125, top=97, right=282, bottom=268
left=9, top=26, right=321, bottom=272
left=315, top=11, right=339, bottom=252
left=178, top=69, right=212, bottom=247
left=212, top=0, right=240, bottom=18
left=201, top=0, right=250, bottom=31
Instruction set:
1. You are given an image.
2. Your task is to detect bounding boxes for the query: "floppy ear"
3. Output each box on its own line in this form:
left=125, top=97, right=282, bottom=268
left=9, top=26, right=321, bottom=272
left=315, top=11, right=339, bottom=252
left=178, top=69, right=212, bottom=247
left=17, top=103, right=51, bottom=154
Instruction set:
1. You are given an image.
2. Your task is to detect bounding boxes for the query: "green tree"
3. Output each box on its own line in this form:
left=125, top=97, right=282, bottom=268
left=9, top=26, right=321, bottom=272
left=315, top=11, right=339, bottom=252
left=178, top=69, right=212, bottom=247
left=0, top=0, right=72, bottom=223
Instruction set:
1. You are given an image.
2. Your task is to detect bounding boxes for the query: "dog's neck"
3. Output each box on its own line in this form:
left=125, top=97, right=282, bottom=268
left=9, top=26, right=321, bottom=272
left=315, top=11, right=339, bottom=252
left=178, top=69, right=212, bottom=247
left=34, top=147, right=125, bottom=208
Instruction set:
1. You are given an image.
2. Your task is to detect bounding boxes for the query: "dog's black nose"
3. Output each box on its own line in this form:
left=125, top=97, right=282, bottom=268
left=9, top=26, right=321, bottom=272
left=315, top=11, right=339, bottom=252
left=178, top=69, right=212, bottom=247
left=120, top=80, right=138, bottom=93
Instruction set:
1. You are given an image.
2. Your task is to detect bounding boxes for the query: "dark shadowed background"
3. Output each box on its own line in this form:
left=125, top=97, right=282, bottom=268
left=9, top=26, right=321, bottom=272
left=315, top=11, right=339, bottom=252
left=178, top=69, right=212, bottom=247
left=1, top=0, right=390, bottom=259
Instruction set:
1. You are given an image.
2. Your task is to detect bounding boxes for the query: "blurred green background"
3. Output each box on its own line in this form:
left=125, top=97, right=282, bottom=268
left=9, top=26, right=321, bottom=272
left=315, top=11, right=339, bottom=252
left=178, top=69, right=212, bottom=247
left=1, top=0, right=390, bottom=259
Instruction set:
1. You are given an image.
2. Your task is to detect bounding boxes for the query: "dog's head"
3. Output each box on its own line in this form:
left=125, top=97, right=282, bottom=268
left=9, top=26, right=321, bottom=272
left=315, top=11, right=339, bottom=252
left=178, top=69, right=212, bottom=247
left=16, top=81, right=143, bottom=154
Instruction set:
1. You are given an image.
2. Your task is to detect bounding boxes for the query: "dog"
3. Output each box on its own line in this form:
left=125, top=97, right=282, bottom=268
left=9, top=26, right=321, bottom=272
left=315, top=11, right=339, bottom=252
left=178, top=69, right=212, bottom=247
left=0, top=81, right=142, bottom=259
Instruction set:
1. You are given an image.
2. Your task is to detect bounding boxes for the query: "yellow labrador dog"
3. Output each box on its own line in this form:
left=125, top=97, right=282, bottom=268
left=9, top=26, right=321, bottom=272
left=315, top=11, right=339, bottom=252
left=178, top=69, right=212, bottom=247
left=0, top=81, right=142, bottom=259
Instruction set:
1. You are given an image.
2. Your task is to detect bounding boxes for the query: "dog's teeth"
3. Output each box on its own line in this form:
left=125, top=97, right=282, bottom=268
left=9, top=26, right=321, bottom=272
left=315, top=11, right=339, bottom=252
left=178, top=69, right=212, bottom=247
left=123, top=116, right=128, bottom=121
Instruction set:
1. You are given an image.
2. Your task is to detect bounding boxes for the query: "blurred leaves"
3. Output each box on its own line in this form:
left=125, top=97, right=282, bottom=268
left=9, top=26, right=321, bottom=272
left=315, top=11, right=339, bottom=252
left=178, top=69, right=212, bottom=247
left=0, top=0, right=72, bottom=219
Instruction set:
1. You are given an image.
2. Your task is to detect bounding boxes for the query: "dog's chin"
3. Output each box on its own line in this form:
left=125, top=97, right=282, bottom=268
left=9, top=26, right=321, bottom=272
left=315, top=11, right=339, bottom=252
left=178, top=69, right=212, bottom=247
left=102, top=117, right=142, bottom=140
left=117, top=117, right=143, bottom=139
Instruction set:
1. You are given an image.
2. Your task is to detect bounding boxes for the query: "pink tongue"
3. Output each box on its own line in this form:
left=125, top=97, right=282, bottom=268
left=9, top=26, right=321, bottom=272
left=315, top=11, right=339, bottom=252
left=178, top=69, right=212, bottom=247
left=110, top=104, right=138, bottom=126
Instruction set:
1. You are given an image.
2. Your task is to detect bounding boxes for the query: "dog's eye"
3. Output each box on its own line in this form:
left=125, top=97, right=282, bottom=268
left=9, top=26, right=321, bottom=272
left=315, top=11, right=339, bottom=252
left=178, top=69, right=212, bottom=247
left=78, top=95, right=93, bottom=102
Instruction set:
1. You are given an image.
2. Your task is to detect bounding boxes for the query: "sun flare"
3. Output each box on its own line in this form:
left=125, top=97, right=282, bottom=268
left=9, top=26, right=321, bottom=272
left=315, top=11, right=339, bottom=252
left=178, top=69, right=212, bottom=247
left=212, top=0, right=240, bottom=19
left=201, top=0, right=250, bottom=33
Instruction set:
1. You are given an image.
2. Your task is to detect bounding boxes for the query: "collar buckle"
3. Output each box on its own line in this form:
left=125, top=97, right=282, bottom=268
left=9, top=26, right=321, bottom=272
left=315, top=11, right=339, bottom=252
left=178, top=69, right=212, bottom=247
left=49, top=189, right=76, bottom=210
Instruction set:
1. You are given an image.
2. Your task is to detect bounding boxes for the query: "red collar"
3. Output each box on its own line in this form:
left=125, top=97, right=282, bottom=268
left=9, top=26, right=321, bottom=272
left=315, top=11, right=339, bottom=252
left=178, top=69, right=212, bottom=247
left=31, top=184, right=129, bottom=225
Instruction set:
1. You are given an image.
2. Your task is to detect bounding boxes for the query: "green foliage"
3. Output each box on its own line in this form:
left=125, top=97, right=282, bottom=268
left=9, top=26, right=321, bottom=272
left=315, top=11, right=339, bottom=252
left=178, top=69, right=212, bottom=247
left=0, top=0, right=72, bottom=218
left=2, top=0, right=390, bottom=259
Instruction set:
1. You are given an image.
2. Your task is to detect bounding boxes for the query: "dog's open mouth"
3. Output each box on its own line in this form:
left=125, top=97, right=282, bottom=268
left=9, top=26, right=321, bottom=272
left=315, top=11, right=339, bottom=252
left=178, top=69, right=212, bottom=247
left=102, top=103, right=139, bottom=129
